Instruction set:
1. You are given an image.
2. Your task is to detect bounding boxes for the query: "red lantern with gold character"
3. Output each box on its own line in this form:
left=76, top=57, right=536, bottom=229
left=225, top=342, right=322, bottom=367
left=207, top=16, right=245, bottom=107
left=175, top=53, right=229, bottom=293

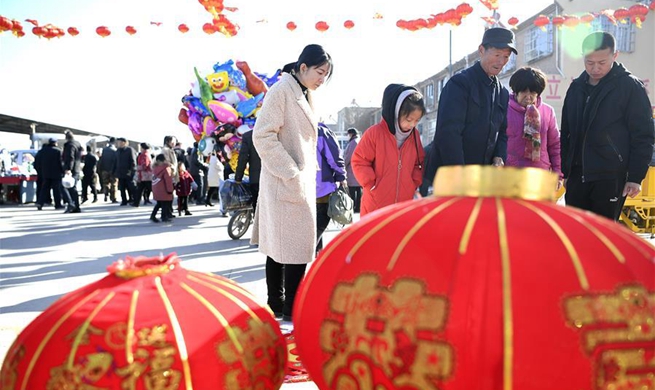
left=294, top=166, right=655, bottom=390
left=0, top=254, right=287, bottom=389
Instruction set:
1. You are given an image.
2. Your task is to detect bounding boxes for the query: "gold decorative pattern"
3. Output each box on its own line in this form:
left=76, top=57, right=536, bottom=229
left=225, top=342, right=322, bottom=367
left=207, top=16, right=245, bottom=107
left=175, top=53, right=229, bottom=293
left=496, top=198, right=514, bottom=390
left=459, top=197, right=484, bottom=255
left=387, top=198, right=460, bottom=271
left=179, top=281, right=243, bottom=354
left=349, top=198, right=460, bottom=263
left=297, top=201, right=431, bottom=315
left=0, top=344, right=25, bottom=390
left=186, top=275, right=263, bottom=325
left=320, top=274, right=453, bottom=389
left=155, top=277, right=193, bottom=390
left=517, top=200, right=590, bottom=290
left=563, top=285, right=655, bottom=389
left=434, top=165, right=559, bottom=201
left=67, top=292, right=116, bottom=369
left=216, top=318, right=286, bottom=389
left=47, top=351, right=113, bottom=389
left=127, top=290, right=139, bottom=364
left=21, top=289, right=101, bottom=390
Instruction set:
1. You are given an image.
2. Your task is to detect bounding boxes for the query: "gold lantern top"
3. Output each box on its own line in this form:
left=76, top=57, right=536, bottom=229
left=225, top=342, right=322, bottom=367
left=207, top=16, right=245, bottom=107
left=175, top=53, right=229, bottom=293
left=433, top=165, right=559, bottom=202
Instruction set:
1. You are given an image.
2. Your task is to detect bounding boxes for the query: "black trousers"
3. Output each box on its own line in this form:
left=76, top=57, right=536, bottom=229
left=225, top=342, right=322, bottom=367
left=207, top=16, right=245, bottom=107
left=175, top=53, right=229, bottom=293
left=565, top=167, right=627, bottom=221
left=134, top=181, right=152, bottom=205
left=151, top=200, right=173, bottom=221
left=249, top=183, right=259, bottom=213
left=349, top=186, right=362, bottom=213
left=177, top=195, right=189, bottom=212
left=81, top=174, right=97, bottom=201
left=38, top=178, right=62, bottom=207
left=60, top=175, right=80, bottom=210
left=266, top=256, right=307, bottom=318
left=316, top=202, right=331, bottom=253
left=118, top=176, right=136, bottom=204
left=191, top=173, right=204, bottom=203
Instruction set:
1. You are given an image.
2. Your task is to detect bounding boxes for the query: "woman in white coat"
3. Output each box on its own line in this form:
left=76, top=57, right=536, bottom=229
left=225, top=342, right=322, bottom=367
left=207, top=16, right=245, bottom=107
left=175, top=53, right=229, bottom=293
left=205, top=150, right=224, bottom=208
left=252, top=44, right=333, bottom=321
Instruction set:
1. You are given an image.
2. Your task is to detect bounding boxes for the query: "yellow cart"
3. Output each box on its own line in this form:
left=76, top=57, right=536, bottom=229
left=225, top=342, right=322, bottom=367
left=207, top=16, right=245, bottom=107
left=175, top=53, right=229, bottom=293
left=619, top=166, right=655, bottom=235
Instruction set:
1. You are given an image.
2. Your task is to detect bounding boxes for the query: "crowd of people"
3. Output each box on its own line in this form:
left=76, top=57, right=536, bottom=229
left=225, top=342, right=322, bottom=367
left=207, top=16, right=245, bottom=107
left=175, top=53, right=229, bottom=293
left=29, top=29, right=654, bottom=323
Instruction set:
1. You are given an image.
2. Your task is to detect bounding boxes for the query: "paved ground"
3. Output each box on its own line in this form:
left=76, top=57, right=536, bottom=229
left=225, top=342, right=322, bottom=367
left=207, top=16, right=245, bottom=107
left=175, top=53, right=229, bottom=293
left=0, top=200, right=347, bottom=389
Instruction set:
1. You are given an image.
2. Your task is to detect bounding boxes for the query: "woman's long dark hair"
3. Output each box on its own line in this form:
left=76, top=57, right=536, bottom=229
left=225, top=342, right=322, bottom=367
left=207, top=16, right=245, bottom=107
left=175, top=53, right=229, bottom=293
left=282, top=44, right=333, bottom=81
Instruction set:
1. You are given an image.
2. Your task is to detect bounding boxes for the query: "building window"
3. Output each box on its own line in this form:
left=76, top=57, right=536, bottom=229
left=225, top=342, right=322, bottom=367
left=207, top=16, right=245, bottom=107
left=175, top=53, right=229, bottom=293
left=438, top=77, right=448, bottom=101
left=425, top=83, right=435, bottom=107
left=590, top=18, right=636, bottom=53
left=524, top=24, right=554, bottom=62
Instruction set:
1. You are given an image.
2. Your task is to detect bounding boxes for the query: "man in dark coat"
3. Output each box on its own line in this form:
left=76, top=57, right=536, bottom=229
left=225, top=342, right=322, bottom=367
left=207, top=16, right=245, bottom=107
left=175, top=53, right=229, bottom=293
left=188, top=142, right=208, bottom=205
left=98, top=137, right=118, bottom=203
left=424, top=27, right=515, bottom=185
left=561, top=32, right=654, bottom=220
left=113, top=137, right=137, bottom=206
left=235, top=129, right=262, bottom=212
left=61, top=130, right=83, bottom=213
left=81, top=145, right=98, bottom=204
left=35, top=138, right=64, bottom=210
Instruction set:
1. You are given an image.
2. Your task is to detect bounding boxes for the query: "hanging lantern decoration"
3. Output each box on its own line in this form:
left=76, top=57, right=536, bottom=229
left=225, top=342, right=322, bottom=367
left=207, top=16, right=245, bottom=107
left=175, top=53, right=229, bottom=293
left=10, top=19, right=23, bottom=37
left=24, top=18, right=38, bottom=26
left=286, top=21, right=297, bottom=31
left=508, top=16, right=519, bottom=27
left=479, top=0, right=499, bottom=11
left=456, top=3, right=473, bottom=18
left=67, top=27, right=79, bottom=36
left=178, top=23, right=189, bottom=33
left=563, top=15, right=580, bottom=29
left=551, top=15, right=566, bottom=28
left=31, top=26, right=44, bottom=37
left=15, top=30, right=25, bottom=37
left=96, top=26, right=111, bottom=37
left=444, top=9, right=461, bottom=26
left=395, top=20, right=407, bottom=30
left=650, top=0, right=655, bottom=12
left=629, top=4, right=649, bottom=28
left=343, top=20, right=354, bottom=29
left=614, top=7, right=630, bottom=23
left=0, top=16, right=13, bottom=33
left=293, top=166, right=655, bottom=390
left=579, top=13, right=595, bottom=25
left=125, top=25, right=137, bottom=35
left=533, top=14, right=550, bottom=31
left=202, top=22, right=216, bottom=34
left=0, top=254, right=287, bottom=389
left=315, top=21, right=329, bottom=32
left=42, top=25, right=59, bottom=39
left=433, top=13, right=446, bottom=26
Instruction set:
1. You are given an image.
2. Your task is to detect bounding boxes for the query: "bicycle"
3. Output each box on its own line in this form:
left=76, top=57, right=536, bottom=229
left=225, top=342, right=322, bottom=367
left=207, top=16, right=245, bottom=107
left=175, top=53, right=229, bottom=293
left=227, top=207, right=254, bottom=240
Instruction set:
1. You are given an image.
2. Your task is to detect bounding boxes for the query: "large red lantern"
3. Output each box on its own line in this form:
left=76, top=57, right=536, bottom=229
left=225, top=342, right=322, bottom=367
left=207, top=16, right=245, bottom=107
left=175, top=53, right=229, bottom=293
left=294, top=166, right=655, bottom=390
left=178, top=23, right=189, bottom=33
left=67, top=27, right=79, bottom=36
left=0, top=254, right=287, bottom=389
left=315, top=21, right=329, bottom=32
left=96, top=26, right=111, bottom=37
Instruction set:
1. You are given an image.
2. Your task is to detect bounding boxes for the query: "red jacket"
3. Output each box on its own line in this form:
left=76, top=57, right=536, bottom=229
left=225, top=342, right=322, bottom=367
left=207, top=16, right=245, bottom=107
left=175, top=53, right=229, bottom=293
left=152, top=162, right=173, bottom=201
left=175, top=170, right=195, bottom=197
left=352, top=119, right=424, bottom=216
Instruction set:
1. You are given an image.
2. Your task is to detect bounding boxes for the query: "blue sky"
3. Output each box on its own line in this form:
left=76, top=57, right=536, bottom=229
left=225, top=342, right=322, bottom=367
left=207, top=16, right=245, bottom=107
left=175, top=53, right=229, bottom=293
left=0, top=0, right=552, bottom=148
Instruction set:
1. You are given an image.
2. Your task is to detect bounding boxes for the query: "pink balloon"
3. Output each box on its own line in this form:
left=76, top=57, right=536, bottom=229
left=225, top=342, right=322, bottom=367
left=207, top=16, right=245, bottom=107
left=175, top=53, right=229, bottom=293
left=207, top=100, right=239, bottom=124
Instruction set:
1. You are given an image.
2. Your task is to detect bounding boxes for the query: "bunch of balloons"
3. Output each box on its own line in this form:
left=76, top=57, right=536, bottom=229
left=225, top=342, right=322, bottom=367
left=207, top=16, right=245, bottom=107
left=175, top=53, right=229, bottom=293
left=179, top=60, right=281, bottom=171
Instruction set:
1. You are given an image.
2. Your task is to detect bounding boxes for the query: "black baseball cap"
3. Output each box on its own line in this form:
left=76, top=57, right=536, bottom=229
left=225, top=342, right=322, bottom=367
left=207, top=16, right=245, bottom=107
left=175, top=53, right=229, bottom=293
left=482, top=27, right=517, bottom=54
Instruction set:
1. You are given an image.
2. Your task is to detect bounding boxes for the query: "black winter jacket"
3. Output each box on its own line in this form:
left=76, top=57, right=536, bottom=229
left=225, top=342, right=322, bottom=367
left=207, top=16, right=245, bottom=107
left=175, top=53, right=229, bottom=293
left=561, top=63, right=654, bottom=183
left=235, top=130, right=262, bottom=184
left=114, top=146, right=137, bottom=178
left=425, top=61, right=509, bottom=183
left=63, top=140, right=83, bottom=175
left=35, top=144, right=64, bottom=180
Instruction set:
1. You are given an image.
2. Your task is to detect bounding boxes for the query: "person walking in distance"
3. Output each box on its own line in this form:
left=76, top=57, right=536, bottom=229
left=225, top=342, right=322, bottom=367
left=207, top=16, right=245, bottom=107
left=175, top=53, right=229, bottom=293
left=98, top=137, right=118, bottom=203
left=81, top=145, right=99, bottom=204
left=150, top=154, right=174, bottom=223
left=343, top=128, right=361, bottom=213
left=134, top=142, right=153, bottom=206
left=61, top=130, right=83, bottom=213
left=114, top=137, right=137, bottom=206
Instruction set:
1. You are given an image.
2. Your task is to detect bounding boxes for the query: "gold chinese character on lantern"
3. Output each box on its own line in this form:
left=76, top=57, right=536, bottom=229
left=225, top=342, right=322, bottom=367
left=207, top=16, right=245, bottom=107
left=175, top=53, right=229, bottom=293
left=563, top=285, right=655, bottom=389
left=319, top=274, right=454, bottom=389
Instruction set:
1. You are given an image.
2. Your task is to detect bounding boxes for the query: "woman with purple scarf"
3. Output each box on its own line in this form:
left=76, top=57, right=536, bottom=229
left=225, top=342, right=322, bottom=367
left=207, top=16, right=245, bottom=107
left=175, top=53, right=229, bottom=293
left=506, top=67, right=563, bottom=190
left=316, top=123, right=347, bottom=253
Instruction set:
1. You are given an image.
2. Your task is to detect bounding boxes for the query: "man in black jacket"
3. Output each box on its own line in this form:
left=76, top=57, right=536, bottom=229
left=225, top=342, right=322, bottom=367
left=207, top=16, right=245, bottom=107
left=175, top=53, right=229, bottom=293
left=561, top=32, right=654, bottom=220
left=235, top=129, right=261, bottom=212
left=98, top=137, right=118, bottom=203
left=35, top=138, right=64, bottom=210
left=114, top=137, right=137, bottom=206
left=188, top=142, right=208, bottom=205
left=424, top=27, right=515, bottom=186
left=61, top=130, right=83, bottom=213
